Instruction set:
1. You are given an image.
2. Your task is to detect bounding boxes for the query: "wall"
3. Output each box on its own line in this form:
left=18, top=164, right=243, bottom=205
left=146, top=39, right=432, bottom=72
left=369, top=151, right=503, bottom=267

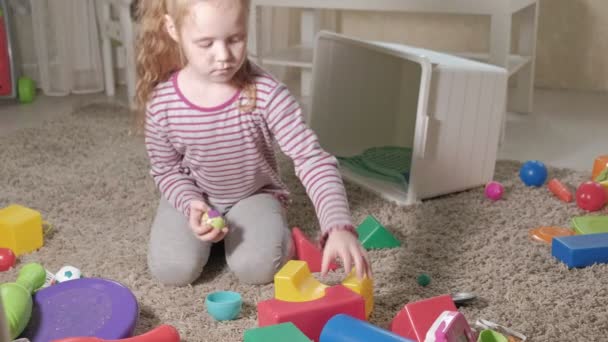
left=337, top=0, right=608, bottom=92
left=9, top=1, right=608, bottom=92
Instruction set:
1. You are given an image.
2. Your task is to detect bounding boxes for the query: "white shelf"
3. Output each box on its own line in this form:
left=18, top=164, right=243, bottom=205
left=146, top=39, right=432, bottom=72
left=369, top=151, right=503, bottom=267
left=454, top=52, right=532, bottom=77
left=258, top=45, right=314, bottom=68
left=253, top=45, right=532, bottom=77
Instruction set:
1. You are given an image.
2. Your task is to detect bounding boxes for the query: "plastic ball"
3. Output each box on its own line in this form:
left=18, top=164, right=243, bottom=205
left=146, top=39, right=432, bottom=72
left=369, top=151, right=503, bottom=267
left=519, top=160, right=548, bottom=187
left=576, top=181, right=607, bottom=212
left=485, top=181, right=504, bottom=201
left=0, top=248, right=16, bottom=272
left=417, top=274, right=431, bottom=287
left=54, top=265, right=83, bottom=284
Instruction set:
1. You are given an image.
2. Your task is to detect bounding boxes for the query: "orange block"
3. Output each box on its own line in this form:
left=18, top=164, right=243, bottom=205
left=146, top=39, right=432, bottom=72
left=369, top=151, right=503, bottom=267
left=547, top=179, right=572, bottom=203
left=592, top=155, right=608, bottom=181
left=529, top=226, right=575, bottom=244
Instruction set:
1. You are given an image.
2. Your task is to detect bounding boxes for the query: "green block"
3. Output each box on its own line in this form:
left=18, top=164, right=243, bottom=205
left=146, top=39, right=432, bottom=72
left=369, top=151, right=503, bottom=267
left=244, top=322, right=311, bottom=342
left=594, top=167, right=608, bottom=182
left=356, top=215, right=401, bottom=249
left=477, top=329, right=508, bottom=342
left=571, top=216, right=608, bottom=235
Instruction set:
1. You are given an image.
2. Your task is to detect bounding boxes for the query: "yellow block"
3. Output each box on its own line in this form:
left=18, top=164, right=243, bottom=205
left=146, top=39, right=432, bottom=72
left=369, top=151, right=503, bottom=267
left=0, top=205, right=44, bottom=256
left=274, top=260, right=374, bottom=318
left=274, top=260, right=328, bottom=302
left=342, top=270, right=374, bottom=319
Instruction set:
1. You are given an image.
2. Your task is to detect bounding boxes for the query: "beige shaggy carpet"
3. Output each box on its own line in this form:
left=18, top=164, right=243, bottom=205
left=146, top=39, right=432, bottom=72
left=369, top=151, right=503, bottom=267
left=1, top=102, right=607, bottom=342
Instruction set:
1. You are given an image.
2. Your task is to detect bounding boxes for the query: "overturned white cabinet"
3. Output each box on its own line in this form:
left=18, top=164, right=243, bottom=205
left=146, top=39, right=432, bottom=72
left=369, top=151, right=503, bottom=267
left=309, top=32, right=508, bottom=205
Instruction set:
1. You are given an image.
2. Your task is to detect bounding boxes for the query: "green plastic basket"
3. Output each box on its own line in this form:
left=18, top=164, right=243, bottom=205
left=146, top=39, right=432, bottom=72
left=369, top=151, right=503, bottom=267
left=338, top=146, right=412, bottom=185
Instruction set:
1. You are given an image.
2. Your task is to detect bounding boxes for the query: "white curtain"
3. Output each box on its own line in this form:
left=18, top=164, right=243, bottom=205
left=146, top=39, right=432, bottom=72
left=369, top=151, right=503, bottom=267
left=17, top=0, right=104, bottom=96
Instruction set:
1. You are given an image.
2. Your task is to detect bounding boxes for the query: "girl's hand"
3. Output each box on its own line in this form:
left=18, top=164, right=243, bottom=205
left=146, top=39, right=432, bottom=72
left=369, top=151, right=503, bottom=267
left=321, top=229, right=372, bottom=280
left=189, top=200, right=229, bottom=243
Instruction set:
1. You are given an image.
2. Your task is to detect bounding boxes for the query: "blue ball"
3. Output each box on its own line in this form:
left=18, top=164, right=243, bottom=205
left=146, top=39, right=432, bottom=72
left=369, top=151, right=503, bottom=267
left=519, top=160, right=548, bottom=187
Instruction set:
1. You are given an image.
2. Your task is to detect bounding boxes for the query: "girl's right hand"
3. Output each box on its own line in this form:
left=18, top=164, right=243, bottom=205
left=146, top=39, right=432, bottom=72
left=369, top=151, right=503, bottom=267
left=189, top=200, right=229, bottom=243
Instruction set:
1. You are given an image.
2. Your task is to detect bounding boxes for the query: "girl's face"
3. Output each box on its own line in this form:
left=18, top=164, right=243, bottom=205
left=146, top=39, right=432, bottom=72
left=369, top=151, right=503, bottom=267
left=166, top=0, right=248, bottom=84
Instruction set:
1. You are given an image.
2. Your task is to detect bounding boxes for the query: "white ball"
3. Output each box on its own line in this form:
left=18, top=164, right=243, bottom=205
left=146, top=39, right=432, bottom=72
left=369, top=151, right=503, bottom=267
left=54, top=265, right=82, bottom=283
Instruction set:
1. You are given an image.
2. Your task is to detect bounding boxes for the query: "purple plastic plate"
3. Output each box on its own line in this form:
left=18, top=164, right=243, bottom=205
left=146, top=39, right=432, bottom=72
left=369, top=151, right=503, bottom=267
left=20, top=278, right=138, bottom=342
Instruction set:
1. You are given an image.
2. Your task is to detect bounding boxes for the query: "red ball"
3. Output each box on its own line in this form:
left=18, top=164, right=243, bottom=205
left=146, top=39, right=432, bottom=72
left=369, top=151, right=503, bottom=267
left=0, top=248, right=16, bottom=272
left=576, top=181, right=608, bottom=212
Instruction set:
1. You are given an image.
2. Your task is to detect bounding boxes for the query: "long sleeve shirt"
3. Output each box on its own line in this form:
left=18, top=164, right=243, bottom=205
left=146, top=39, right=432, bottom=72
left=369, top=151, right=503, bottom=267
left=144, top=67, right=353, bottom=234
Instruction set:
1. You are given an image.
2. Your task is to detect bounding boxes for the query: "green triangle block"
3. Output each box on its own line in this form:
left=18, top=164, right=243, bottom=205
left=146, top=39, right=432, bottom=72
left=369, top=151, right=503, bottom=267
left=356, top=215, right=401, bottom=249
left=244, top=322, right=311, bottom=342
left=571, top=216, right=608, bottom=235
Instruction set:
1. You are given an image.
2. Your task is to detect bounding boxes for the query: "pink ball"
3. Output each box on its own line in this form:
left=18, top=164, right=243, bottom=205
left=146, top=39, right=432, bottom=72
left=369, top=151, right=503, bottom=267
left=576, top=181, right=607, bottom=212
left=485, top=181, right=504, bottom=201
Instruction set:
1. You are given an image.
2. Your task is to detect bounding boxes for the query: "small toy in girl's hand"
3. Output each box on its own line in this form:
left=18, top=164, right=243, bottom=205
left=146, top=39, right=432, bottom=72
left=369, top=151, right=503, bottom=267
left=52, top=265, right=82, bottom=284
left=484, top=181, right=504, bottom=201
left=0, top=248, right=16, bottom=272
left=201, top=209, right=226, bottom=229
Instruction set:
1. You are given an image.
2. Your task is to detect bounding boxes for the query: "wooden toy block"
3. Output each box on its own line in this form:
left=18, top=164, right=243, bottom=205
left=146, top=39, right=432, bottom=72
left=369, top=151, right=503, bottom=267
left=390, top=294, right=457, bottom=341
left=292, top=227, right=337, bottom=273
left=320, top=314, right=414, bottom=342
left=257, top=285, right=366, bottom=342
left=552, top=233, right=608, bottom=268
left=244, top=322, right=311, bottom=342
left=592, top=155, right=608, bottom=181
left=274, top=260, right=374, bottom=318
left=0, top=205, right=44, bottom=256
left=571, top=216, right=608, bottom=235
left=356, top=215, right=400, bottom=249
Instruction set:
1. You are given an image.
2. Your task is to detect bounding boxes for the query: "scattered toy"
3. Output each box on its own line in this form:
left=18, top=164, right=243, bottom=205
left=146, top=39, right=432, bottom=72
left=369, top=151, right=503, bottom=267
left=519, top=160, right=547, bottom=187
left=528, top=226, right=574, bottom=244
left=484, top=181, right=504, bottom=201
left=417, top=274, right=431, bottom=287
left=547, top=178, right=572, bottom=202
left=575, top=181, right=607, bottom=212
left=0, top=248, right=16, bottom=272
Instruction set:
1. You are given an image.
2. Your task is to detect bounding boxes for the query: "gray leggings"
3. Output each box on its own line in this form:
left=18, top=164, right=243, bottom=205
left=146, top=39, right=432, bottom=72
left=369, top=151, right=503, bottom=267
left=147, top=193, right=293, bottom=286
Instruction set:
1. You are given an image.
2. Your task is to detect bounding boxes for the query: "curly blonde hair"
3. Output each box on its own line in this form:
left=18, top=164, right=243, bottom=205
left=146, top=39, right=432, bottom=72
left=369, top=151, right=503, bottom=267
left=134, top=0, right=256, bottom=129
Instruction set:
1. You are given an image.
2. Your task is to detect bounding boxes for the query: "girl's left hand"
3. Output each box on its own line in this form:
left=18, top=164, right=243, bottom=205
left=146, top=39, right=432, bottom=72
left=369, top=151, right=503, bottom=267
left=321, top=229, right=372, bottom=280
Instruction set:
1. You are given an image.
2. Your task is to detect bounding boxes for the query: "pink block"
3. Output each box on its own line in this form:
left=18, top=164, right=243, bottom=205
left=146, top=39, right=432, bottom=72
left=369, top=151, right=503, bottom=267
left=292, top=227, right=337, bottom=273
left=257, top=285, right=366, bottom=341
left=390, top=294, right=457, bottom=342
left=426, top=311, right=476, bottom=342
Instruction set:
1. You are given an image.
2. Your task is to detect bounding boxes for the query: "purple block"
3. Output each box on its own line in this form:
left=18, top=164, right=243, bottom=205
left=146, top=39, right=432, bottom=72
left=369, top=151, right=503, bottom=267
left=552, top=233, right=608, bottom=268
left=20, top=278, right=138, bottom=342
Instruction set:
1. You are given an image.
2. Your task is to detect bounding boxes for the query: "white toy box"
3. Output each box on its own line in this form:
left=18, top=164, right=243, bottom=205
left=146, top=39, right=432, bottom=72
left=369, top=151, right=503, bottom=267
left=309, top=31, right=508, bottom=205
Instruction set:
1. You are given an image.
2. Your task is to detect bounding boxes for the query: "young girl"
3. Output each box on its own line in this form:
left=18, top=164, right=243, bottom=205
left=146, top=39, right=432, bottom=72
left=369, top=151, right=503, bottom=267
left=135, top=0, right=371, bottom=286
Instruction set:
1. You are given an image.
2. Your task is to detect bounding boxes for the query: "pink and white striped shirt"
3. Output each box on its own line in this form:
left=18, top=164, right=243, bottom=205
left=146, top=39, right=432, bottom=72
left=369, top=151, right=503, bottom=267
left=144, top=67, right=354, bottom=235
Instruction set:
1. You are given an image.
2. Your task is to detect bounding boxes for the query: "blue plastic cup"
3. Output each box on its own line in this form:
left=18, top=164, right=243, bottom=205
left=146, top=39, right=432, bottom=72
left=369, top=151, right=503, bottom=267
left=205, top=291, right=242, bottom=321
